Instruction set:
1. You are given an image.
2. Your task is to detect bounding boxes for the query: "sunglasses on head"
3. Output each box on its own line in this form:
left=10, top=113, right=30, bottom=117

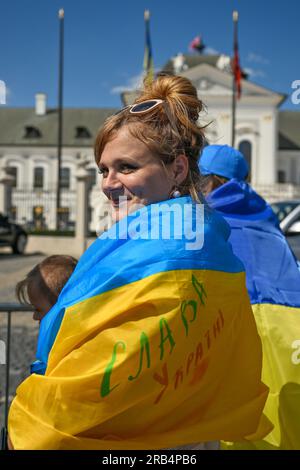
left=114, top=99, right=164, bottom=116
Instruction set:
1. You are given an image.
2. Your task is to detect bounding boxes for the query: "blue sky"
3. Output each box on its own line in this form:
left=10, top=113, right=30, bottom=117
left=1, top=0, right=299, bottom=110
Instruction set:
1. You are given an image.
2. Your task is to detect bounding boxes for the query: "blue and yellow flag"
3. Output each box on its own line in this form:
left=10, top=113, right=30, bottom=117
left=206, top=180, right=300, bottom=450
left=9, top=197, right=269, bottom=449
left=143, top=10, right=154, bottom=85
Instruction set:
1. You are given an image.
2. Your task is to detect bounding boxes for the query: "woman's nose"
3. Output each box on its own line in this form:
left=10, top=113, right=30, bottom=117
left=102, top=171, right=123, bottom=191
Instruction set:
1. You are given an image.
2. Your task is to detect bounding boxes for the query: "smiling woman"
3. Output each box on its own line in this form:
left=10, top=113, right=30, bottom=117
left=95, top=75, right=205, bottom=221
left=98, top=126, right=185, bottom=220
left=8, top=75, right=270, bottom=450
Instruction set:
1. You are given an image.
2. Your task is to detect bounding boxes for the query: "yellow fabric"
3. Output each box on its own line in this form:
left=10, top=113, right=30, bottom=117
left=222, top=303, right=300, bottom=450
left=9, top=270, right=269, bottom=450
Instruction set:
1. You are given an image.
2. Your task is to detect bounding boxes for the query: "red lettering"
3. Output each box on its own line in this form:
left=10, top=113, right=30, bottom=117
left=195, top=342, right=203, bottom=366
left=205, top=330, right=211, bottom=349
left=153, top=363, right=169, bottom=404
left=186, top=352, right=194, bottom=376
left=174, top=367, right=184, bottom=390
left=189, top=357, right=209, bottom=386
left=219, top=309, right=225, bottom=327
left=213, top=318, right=221, bottom=338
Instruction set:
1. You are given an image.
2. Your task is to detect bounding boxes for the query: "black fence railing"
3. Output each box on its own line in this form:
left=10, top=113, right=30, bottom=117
left=0, top=304, right=34, bottom=449
left=11, top=186, right=77, bottom=230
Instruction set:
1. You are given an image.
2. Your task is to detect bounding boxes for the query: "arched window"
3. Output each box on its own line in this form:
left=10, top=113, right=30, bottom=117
left=60, top=167, right=70, bottom=189
left=34, top=167, right=44, bottom=189
left=238, top=140, right=252, bottom=179
left=8, top=166, right=18, bottom=188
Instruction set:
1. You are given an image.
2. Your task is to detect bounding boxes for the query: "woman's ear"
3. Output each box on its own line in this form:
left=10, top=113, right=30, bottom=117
left=173, top=154, right=189, bottom=185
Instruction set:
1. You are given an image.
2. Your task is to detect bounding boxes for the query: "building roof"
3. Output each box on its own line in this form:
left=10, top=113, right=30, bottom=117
left=278, top=111, right=300, bottom=150
left=0, top=108, right=117, bottom=147
left=0, top=100, right=299, bottom=152
left=162, top=54, right=221, bottom=74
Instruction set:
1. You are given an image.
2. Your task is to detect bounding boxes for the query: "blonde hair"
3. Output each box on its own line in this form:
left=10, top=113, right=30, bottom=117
left=94, top=74, right=206, bottom=201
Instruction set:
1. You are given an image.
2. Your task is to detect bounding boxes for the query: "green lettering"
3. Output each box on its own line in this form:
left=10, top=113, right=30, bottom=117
left=159, top=318, right=175, bottom=360
left=100, top=341, right=126, bottom=398
left=192, top=275, right=207, bottom=305
left=181, top=300, right=197, bottom=336
left=128, top=332, right=151, bottom=381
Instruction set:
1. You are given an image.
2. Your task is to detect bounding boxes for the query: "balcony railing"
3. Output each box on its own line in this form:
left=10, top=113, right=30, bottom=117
left=253, top=183, right=300, bottom=203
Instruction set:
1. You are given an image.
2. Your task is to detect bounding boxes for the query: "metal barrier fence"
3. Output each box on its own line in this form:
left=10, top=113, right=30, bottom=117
left=0, top=303, right=33, bottom=448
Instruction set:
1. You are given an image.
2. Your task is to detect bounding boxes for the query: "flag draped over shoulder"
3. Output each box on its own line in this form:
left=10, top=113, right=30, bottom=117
left=143, top=10, right=154, bottom=85
left=206, top=180, right=300, bottom=450
left=9, top=197, right=269, bottom=450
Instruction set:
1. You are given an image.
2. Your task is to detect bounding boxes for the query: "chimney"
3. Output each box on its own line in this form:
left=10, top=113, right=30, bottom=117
left=35, top=93, right=47, bottom=116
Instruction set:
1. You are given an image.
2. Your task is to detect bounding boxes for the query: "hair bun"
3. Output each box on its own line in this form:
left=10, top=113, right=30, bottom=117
left=136, top=74, right=202, bottom=122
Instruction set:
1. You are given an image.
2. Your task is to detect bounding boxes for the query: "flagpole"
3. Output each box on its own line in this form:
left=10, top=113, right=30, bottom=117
left=56, top=8, right=64, bottom=230
left=144, top=10, right=153, bottom=84
left=231, top=10, right=238, bottom=148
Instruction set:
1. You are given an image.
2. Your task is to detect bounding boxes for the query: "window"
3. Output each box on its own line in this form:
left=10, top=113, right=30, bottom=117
left=238, top=140, right=252, bottom=179
left=278, top=170, right=286, bottom=183
left=75, top=126, right=91, bottom=139
left=60, top=167, right=70, bottom=189
left=24, top=126, right=41, bottom=139
left=34, top=167, right=44, bottom=189
left=8, top=167, right=18, bottom=187
left=88, top=206, right=93, bottom=226
left=290, top=159, right=297, bottom=184
left=88, top=168, right=97, bottom=188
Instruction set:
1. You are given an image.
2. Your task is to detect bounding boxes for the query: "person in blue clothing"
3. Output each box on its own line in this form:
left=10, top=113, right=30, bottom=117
left=199, top=144, right=300, bottom=450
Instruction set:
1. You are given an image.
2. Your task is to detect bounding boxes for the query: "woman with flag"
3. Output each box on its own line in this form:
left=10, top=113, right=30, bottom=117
left=8, top=75, right=270, bottom=450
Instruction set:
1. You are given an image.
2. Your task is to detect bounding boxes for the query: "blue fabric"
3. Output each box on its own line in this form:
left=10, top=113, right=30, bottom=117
left=200, top=145, right=249, bottom=180
left=34, top=196, right=244, bottom=375
left=206, top=180, right=300, bottom=308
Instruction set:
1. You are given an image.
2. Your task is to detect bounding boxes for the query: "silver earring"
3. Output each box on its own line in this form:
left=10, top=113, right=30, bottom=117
left=172, top=189, right=181, bottom=198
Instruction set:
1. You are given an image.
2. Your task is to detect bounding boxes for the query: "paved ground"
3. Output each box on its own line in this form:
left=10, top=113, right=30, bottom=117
left=0, top=251, right=46, bottom=428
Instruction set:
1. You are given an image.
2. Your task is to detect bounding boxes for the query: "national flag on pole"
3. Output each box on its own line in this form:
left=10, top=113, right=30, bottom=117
left=189, top=35, right=205, bottom=53
left=232, top=11, right=242, bottom=99
left=143, top=10, right=154, bottom=84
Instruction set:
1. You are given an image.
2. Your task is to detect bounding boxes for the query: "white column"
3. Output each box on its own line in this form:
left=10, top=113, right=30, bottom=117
left=258, top=111, right=278, bottom=184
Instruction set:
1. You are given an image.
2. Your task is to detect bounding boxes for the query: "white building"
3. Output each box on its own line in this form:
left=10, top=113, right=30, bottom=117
left=0, top=94, right=114, bottom=230
left=1, top=54, right=300, bottom=231
left=123, top=54, right=300, bottom=200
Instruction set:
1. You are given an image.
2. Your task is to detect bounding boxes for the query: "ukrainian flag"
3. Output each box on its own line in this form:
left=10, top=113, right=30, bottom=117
left=206, top=180, right=300, bottom=450
left=9, top=197, right=269, bottom=450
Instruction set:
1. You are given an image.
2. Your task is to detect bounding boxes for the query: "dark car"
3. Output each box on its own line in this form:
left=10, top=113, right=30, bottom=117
left=0, top=213, right=28, bottom=254
left=271, top=200, right=300, bottom=260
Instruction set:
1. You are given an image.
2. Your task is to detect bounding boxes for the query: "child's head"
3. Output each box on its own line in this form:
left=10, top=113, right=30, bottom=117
left=16, top=255, right=78, bottom=321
